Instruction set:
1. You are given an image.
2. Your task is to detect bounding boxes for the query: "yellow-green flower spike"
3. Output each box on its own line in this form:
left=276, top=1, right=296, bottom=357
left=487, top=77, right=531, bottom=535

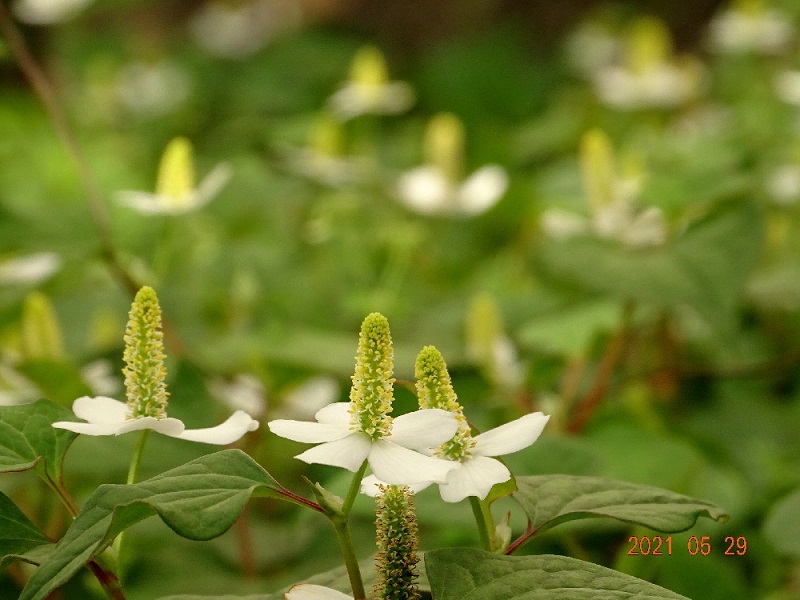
left=580, top=129, right=617, bottom=213
left=349, top=313, right=394, bottom=441
left=424, top=112, right=465, bottom=182
left=155, top=137, right=195, bottom=208
left=735, top=0, right=765, bottom=18
left=465, top=293, right=504, bottom=367
left=415, top=346, right=474, bottom=462
left=625, top=17, right=673, bottom=75
left=350, top=45, right=389, bottom=91
left=123, top=286, right=169, bottom=420
left=373, top=485, right=420, bottom=600
left=20, top=292, right=65, bottom=361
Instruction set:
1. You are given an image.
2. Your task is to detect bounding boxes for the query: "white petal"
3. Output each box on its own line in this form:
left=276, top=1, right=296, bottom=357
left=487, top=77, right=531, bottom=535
left=173, top=411, right=259, bottom=445
left=438, top=455, right=511, bottom=502
left=268, top=417, right=350, bottom=443
left=294, top=432, right=371, bottom=471
left=115, top=191, right=174, bottom=215
left=192, top=163, right=232, bottom=207
left=395, top=166, right=451, bottom=215
left=388, top=409, right=458, bottom=450
left=367, top=439, right=455, bottom=485
left=313, top=402, right=352, bottom=425
left=71, top=396, right=128, bottom=423
left=457, top=165, right=508, bottom=215
left=285, top=584, right=352, bottom=600
left=52, top=415, right=185, bottom=437
left=0, top=252, right=61, bottom=285
left=472, top=412, right=550, bottom=457
left=360, top=474, right=432, bottom=497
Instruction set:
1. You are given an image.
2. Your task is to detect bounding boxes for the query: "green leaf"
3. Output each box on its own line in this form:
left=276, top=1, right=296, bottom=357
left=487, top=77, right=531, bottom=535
left=513, top=475, right=728, bottom=538
left=426, top=547, right=690, bottom=599
left=763, top=488, right=800, bottom=557
left=0, top=491, right=53, bottom=568
left=20, top=449, right=284, bottom=600
left=536, top=200, right=761, bottom=328
left=0, top=399, right=77, bottom=484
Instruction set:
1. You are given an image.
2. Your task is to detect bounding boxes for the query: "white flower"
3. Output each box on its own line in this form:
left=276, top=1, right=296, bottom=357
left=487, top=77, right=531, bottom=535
left=327, top=46, right=414, bottom=120
left=116, top=137, right=231, bottom=215
left=565, top=21, right=620, bottom=75
left=0, top=252, right=61, bottom=285
left=209, top=374, right=267, bottom=419
left=52, top=396, right=259, bottom=444
left=708, top=2, right=793, bottom=55
left=279, top=376, right=339, bottom=420
left=80, top=360, right=121, bottom=397
left=285, top=584, right=351, bottom=600
left=396, top=164, right=508, bottom=217
left=116, top=60, right=190, bottom=118
left=363, top=412, right=550, bottom=502
left=12, top=0, right=92, bottom=24
left=775, top=71, right=800, bottom=106
left=767, top=164, right=800, bottom=205
left=0, top=363, right=39, bottom=407
left=269, top=402, right=458, bottom=486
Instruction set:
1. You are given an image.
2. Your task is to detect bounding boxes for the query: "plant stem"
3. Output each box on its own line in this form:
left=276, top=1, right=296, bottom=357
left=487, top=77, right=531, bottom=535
left=87, top=559, right=127, bottom=600
left=343, top=460, right=368, bottom=516
left=332, top=517, right=367, bottom=600
left=469, top=496, right=493, bottom=551
left=127, top=429, right=151, bottom=485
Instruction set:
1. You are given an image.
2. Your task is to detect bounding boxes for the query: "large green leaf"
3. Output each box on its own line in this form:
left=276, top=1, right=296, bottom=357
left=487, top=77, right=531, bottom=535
left=763, top=488, right=800, bottom=558
left=513, top=475, right=727, bottom=539
left=426, top=547, right=690, bottom=599
left=20, top=450, right=284, bottom=600
left=536, top=200, right=761, bottom=328
left=0, top=491, right=53, bottom=568
left=0, top=399, right=77, bottom=484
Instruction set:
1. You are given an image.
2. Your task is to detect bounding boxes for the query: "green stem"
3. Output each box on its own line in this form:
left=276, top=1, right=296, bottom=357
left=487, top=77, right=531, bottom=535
left=469, top=496, right=494, bottom=551
left=342, top=460, right=368, bottom=516
left=127, top=429, right=151, bottom=485
left=332, top=517, right=366, bottom=600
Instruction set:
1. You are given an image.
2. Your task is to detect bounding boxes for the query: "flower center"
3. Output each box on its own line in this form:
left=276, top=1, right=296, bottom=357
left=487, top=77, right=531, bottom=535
left=155, top=137, right=195, bottom=208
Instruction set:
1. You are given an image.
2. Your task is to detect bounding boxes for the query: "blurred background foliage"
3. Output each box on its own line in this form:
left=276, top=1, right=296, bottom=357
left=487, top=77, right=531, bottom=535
left=2, top=0, right=800, bottom=598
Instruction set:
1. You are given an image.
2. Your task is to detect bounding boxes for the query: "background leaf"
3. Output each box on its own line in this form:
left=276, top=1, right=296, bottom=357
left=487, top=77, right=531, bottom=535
left=0, top=399, right=77, bottom=484
left=513, top=475, right=728, bottom=537
left=763, top=487, right=800, bottom=558
left=426, top=547, right=690, bottom=599
left=20, top=450, right=284, bottom=600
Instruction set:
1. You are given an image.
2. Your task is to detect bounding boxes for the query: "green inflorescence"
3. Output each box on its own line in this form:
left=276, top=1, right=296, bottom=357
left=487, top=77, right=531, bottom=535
left=373, top=485, right=420, bottom=600
left=415, top=345, right=474, bottom=461
left=123, top=286, right=169, bottom=420
left=349, top=312, right=395, bottom=441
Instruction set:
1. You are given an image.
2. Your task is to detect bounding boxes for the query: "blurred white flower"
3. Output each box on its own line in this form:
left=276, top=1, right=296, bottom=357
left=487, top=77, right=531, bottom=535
left=116, top=60, right=190, bottom=117
left=708, top=0, right=793, bottom=55
left=328, top=46, right=414, bottom=120
left=565, top=21, right=620, bottom=75
left=12, top=0, right=92, bottom=24
left=284, top=114, right=363, bottom=186
left=285, top=584, right=351, bottom=600
left=80, top=360, right=121, bottom=397
left=190, top=0, right=301, bottom=59
left=396, top=113, right=507, bottom=217
left=0, top=252, right=61, bottom=286
left=279, top=376, right=339, bottom=420
left=0, top=363, right=39, bottom=407
left=209, top=373, right=267, bottom=419
left=775, top=71, right=800, bottom=106
left=593, top=17, right=703, bottom=110
left=396, top=164, right=507, bottom=217
left=116, top=137, right=231, bottom=215
left=540, top=129, right=667, bottom=248
left=767, top=164, right=800, bottom=205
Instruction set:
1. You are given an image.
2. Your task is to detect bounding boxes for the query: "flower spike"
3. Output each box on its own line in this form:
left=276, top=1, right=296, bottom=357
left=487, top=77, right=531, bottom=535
left=123, top=286, right=169, bottom=420
left=349, top=312, right=394, bottom=441
left=374, top=485, right=420, bottom=600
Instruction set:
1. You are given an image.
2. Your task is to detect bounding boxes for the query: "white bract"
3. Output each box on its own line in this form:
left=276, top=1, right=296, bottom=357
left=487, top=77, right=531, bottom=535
left=396, top=164, right=508, bottom=217
left=116, top=137, right=231, bottom=215
left=362, top=412, right=550, bottom=502
left=708, top=1, right=793, bottom=55
left=52, top=396, right=259, bottom=444
left=0, top=252, right=61, bottom=285
left=12, top=0, right=92, bottom=24
left=269, top=402, right=457, bottom=486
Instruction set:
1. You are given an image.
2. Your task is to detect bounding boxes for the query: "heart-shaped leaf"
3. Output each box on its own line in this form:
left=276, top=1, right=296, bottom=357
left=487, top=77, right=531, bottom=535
left=426, top=547, right=690, bottom=599
left=21, top=449, right=285, bottom=600
left=513, top=475, right=727, bottom=541
left=0, top=399, right=77, bottom=484
left=0, top=491, right=53, bottom=568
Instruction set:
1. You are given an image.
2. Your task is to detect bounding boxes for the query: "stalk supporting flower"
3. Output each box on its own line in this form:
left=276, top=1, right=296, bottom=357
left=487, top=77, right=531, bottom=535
left=53, top=287, right=259, bottom=444
left=363, top=346, right=550, bottom=503
left=374, top=484, right=421, bottom=600
left=269, top=313, right=457, bottom=486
